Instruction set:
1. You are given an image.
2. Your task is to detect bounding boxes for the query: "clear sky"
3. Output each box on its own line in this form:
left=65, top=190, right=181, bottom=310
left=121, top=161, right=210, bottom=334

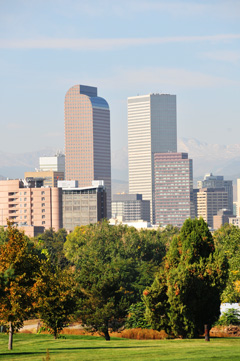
left=0, top=0, right=240, bottom=155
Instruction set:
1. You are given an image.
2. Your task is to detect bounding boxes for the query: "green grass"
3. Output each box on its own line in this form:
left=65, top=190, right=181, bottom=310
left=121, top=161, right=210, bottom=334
left=0, top=334, right=240, bottom=361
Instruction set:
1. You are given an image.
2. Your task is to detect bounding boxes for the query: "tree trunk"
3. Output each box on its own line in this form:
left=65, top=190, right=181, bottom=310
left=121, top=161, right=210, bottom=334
left=104, top=329, right=110, bottom=341
left=8, top=322, right=13, bottom=350
left=204, top=324, right=210, bottom=341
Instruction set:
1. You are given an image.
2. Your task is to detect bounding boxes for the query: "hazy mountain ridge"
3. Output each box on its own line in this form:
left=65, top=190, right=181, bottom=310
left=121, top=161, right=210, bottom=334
left=1, top=139, right=240, bottom=185
left=178, top=138, right=240, bottom=180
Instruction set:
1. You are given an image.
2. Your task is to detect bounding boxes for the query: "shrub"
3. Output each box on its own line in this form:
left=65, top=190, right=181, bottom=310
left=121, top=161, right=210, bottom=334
left=216, top=308, right=240, bottom=326
left=125, top=302, right=150, bottom=329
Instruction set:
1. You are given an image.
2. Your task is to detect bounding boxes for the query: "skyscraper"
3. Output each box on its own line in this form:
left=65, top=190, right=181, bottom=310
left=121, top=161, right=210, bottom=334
left=64, top=85, right=111, bottom=218
left=154, top=153, right=194, bottom=227
left=128, top=93, right=177, bottom=223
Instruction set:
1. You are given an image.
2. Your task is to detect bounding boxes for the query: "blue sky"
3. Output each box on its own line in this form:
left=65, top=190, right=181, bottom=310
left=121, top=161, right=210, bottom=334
left=0, top=0, right=240, bottom=159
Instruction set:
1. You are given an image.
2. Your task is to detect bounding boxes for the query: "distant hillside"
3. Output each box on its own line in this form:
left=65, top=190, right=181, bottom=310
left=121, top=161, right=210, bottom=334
left=0, top=148, right=59, bottom=179
left=178, top=138, right=240, bottom=180
left=1, top=138, right=240, bottom=186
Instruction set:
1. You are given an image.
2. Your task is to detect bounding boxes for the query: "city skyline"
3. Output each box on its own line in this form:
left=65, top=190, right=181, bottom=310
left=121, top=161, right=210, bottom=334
left=0, top=0, right=240, bottom=163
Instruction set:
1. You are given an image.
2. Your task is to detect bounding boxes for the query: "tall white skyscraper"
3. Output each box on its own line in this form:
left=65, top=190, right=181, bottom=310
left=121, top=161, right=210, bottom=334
left=128, top=93, right=177, bottom=223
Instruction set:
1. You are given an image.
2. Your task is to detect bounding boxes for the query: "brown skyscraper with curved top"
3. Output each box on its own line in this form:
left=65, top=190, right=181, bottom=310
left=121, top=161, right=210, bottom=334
left=64, top=85, right=111, bottom=218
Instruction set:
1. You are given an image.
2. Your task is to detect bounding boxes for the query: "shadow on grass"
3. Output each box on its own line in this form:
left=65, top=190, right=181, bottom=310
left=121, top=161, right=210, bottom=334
left=0, top=344, right=158, bottom=357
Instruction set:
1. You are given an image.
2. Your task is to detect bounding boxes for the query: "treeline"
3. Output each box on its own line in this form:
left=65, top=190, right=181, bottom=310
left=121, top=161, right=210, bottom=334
left=0, top=219, right=240, bottom=349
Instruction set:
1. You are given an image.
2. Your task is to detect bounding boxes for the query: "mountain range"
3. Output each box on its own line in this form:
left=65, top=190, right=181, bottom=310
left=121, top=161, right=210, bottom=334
left=1, top=138, right=240, bottom=193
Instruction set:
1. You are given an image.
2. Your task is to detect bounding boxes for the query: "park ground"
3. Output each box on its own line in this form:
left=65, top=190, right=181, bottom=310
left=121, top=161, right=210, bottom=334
left=0, top=334, right=240, bottom=361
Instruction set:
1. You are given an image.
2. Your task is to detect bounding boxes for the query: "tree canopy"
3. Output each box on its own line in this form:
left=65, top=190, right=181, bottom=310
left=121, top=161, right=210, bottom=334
left=144, top=218, right=229, bottom=338
left=214, top=223, right=240, bottom=303
left=64, top=221, right=167, bottom=340
left=34, top=228, right=69, bottom=269
left=33, top=259, right=78, bottom=339
left=0, top=223, right=39, bottom=349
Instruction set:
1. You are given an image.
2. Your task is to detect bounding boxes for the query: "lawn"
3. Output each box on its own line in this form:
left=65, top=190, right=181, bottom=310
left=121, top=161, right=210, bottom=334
left=0, top=334, right=240, bottom=361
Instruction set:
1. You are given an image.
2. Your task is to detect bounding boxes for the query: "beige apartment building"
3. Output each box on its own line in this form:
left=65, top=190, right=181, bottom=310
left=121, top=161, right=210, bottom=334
left=0, top=179, right=62, bottom=236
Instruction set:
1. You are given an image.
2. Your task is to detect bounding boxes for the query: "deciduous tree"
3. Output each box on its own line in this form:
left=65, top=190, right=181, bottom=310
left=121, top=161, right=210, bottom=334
left=34, top=260, right=78, bottom=339
left=0, top=222, right=39, bottom=349
left=214, top=223, right=240, bottom=302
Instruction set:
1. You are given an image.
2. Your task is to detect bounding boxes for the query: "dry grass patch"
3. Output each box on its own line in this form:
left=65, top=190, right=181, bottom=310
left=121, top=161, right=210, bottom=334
left=111, top=328, right=169, bottom=340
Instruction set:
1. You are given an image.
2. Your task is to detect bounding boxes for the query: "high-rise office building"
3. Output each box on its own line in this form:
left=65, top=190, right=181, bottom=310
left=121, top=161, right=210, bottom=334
left=64, top=85, right=111, bottom=218
left=128, top=93, right=177, bottom=223
left=154, top=153, right=194, bottom=227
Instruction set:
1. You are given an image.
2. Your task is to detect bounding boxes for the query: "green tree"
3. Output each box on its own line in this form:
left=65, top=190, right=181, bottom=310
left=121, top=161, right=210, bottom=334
left=216, top=308, right=240, bottom=326
left=35, top=228, right=69, bottom=269
left=145, top=218, right=229, bottom=338
left=214, top=223, right=240, bottom=302
left=0, top=226, right=8, bottom=245
left=64, top=221, right=140, bottom=340
left=34, top=259, right=78, bottom=339
left=125, top=301, right=151, bottom=329
left=0, top=222, right=39, bottom=350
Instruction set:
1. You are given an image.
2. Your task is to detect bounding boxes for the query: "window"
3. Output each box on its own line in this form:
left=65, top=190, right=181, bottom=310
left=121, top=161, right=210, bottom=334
left=24, top=204, right=27, bottom=207
left=42, top=215, right=45, bottom=219
left=42, top=203, right=45, bottom=207
left=42, top=209, right=45, bottom=213
left=41, top=197, right=45, bottom=201
left=41, top=191, right=45, bottom=195
left=24, top=192, right=27, bottom=195
left=42, top=221, right=45, bottom=225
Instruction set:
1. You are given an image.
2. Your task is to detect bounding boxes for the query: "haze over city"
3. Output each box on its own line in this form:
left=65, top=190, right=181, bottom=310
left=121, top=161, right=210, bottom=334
left=0, top=0, right=240, bottom=182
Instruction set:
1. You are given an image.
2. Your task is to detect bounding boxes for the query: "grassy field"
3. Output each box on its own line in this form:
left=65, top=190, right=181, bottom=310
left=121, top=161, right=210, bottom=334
left=0, top=334, right=240, bottom=361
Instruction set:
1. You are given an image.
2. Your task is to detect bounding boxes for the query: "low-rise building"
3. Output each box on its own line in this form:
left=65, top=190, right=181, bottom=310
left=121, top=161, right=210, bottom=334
left=0, top=179, right=62, bottom=236
left=112, top=193, right=150, bottom=222
left=213, top=209, right=233, bottom=230
left=25, top=170, right=64, bottom=187
left=60, top=180, right=107, bottom=232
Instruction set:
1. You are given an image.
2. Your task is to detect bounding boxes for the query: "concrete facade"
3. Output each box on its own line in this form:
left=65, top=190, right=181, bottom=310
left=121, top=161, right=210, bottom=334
left=128, top=93, right=177, bottom=224
left=64, top=85, right=111, bottom=218
left=62, top=183, right=107, bottom=232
